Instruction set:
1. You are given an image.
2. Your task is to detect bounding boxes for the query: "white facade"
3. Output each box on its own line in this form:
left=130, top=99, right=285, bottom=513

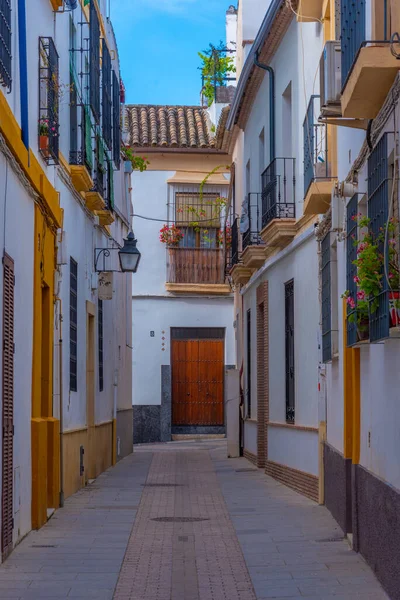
left=0, top=0, right=132, bottom=555
left=131, top=165, right=234, bottom=442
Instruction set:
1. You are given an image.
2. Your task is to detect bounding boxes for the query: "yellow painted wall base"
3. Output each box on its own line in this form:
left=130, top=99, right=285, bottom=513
left=47, top=418, right=60, bottom=509
left=62, top=422, right=113, bottom=499
left=31, top=419, right=48, bottom=530
left=112, top=418, right=117, bottom=465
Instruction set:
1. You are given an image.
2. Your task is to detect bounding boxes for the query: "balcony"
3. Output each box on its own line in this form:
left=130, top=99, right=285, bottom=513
left=296, top=0, right=323, bottom=22
left=70, top=152, right=93, bottom=193
left=340, top=1, right=400, bottom=119
left=303, top=96, right=336, bottom=215
left=260, top=158, right=297, bottom=251
left=228, top=217, right=253, bottom=286
left=166, top=248, right=230, bottom=294
left=242, top=193, right=265, bottom=269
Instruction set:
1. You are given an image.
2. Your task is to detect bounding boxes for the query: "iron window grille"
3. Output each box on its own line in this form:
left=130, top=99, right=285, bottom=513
left=92, top=135, right=106, bottom=197
left=98, top=299, right=104, bottom=392
left=340, top=0, right=366, bottom=87
left=229, top=217, right=240, bottom=269
left=106, top=159, right=114, bottom=210
left=174, top=191, right=224, bottom=248
left=285, top=279, right=295, bottom=424
left=303, top=95, right=329, bottom=197
left=102, top=39, right=112, bottom=151
left=367, top=133, right=396, bottom=342
left=70, top=258, right=78, bottom=392
left=261, top=158, right=296, bottom=229
left=242, top=193, right=263, bottom=251
left=0, top=0, right=11, bottom=91
left=246, top=309, right=251, bottom=419
left=89, top=0, right=100, bottom=123
left=321, top=233, right=332, bottom=362
left=346, top=194, right=359, bottom=347
left=39, top=37, right=60, bottom=165
left=112, top=71, right=121, bottom=168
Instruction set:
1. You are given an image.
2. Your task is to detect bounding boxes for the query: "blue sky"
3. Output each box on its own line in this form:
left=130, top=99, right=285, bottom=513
left=111, top=0, right=233, bottom=106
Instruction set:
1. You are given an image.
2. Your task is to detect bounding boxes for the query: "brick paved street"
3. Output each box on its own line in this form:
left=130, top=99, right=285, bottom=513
left=0, top=440, right=389, bottom=599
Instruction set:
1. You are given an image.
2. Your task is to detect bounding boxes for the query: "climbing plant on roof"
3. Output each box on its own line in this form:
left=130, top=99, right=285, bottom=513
left=198, top=41, right=235, bottom=107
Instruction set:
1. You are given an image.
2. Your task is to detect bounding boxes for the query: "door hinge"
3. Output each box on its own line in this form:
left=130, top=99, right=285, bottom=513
left=13, top=425, right=15, bottom=436
left=12, top=518, right=14, bottom=530
left=13, top=275, right=15, bottom=286
left=13, top=342, right=15, bottom=354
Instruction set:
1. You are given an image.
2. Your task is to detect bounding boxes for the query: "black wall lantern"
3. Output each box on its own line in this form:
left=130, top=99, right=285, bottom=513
left=94, top=232, right=141, bottom=273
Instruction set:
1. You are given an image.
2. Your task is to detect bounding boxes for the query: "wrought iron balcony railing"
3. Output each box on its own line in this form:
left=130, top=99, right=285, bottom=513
left=303, top=95, right=330, bottom=196
left=167, top=248, right=225, bottom=285
left=38, top=37, right=60, bottom=165
left=261, top=158, right=296, bottom=229
left=242, top=193, right=263, bottom=251
left=228, top=217, right=240, bottom=270
left=341, top=0, right=366, bottom=86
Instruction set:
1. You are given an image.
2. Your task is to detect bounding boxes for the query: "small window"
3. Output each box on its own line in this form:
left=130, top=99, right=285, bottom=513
left=285, top=279, right=295, bottom=423
left=70, top=258, right=78, bottom=392
left=0, top=0, right=12, bottom=91
left=98, top=299, right=104, bottom=392
left=321, top=233, right=332, bottom=362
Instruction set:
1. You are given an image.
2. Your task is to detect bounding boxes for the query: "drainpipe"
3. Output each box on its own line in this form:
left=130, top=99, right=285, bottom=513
left=55, top=297, right=64, bottom=507
left=254, top=51, right=275, bottom=162
left=17, top=0, right=29, bottom=150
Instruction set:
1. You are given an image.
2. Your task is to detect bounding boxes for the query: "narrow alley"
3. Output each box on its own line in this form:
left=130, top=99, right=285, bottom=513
left=0, top=441, right=388, bottom=600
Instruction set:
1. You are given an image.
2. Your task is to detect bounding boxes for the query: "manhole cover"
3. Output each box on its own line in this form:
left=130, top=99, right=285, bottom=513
left=31, top=545, right=57, bottom=548
left=142, top=483, right=182, bottom=488
left=151, top=517, right=209, bottom=523
left=85, top=505, right=139, bottom=510
left=235, top=468, right=258, bottom=473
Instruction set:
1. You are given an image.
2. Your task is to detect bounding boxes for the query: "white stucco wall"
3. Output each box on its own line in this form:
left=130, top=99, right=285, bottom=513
left=0, top=154, right=35, bottom=543
left=132, top=297, right=235, bottom=407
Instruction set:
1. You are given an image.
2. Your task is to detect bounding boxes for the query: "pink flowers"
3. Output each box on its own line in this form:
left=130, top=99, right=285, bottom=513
left=346, top=296, right=356, bottom=309
left=353, top=275, right=360, bottom=284
left=357, top=291, right=366, bottom=301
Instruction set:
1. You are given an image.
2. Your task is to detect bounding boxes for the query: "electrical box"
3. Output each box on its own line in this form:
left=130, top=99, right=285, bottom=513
left=320, top=41, right=342, bottom=116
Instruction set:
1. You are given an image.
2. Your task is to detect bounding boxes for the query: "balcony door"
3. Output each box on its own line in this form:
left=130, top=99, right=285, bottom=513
left=171, top=328, right=224, bottom=427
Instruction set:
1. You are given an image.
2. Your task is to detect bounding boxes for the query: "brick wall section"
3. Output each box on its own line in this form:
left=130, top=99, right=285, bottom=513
left=265, top=460, right=319, bottom=503
left=243, top=448, right=257, bottom=466
left=256, top=282, right=269, bottom=469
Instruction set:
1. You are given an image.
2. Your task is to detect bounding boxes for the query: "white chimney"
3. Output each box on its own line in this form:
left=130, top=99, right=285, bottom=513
left=226, top=5, right=238, bottom=85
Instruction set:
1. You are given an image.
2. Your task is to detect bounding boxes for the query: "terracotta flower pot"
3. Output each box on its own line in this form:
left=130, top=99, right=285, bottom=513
left=389, top=291, right=400, bottom=327
left=39, top=135, right=49, bottom=156
left=357, top=317, right=369, bottom=342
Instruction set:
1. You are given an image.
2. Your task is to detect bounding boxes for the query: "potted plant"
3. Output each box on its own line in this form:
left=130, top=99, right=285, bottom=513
left=159, top=224, right=184, bottom=247
left=38, top=118, right=49, bottom=154
left=121, top=146, right=149, bottom=172
left=342, top=214, right=400, bottom=339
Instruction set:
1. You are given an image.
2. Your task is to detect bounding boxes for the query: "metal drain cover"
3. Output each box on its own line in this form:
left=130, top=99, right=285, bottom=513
left=151, top=517, right=209, bottom=523
left=85, top=505, right=139, bottom=510
left=316, top=537, right=345, bottom=543
left=235, top=468, right=258, bottom=473
left=32, top=545, right=57, bottom=548
left=142, top=483, right=182, bottom=488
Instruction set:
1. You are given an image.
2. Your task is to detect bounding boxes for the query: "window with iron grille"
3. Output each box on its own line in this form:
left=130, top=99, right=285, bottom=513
left=0, top=0, right=12, bottom=91
left=340, top=0, right=366, bottom=86
left=93, top=135, right=106, bottom=197
left=321, top=233, right=332, bottom=362
left=70, top=258, right=78, bottom=392
left=346, top=194, right=358, bottom=347
left=112, top=71, right=121, bottom=168
left=102, top=39, right=112, bottom=150
left=89, top=0, right=100, bottom=123
left=175, top=192, right=222, bottom=248
left=368, top=134, right=393, bottom=342
left=303, top=96, right=329, bottom=197
left=285, top=280, right=295, bottom=423
left=246, top=309, right=251, bottom=419
left=107, top=159, right=114, bottom=210
left=98, top=299, right=104, bottom=392
left=39, top=37, right=60, bottom=165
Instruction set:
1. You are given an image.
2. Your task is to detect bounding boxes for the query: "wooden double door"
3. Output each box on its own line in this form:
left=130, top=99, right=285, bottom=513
left=171, top=329, right=224, bottom=427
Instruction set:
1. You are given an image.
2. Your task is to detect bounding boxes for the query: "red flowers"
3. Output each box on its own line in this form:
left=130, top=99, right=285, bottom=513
left=159, top=224, right=184, bottom=246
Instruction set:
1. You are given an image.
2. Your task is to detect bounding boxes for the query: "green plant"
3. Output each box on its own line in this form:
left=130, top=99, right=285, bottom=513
left=198, top=42, right=235, bottom=107
left=39, top=118, right=49, bottom=136
left=121, top=146, right=150, bottom=171
left=341, top=214, right=399, bottom=330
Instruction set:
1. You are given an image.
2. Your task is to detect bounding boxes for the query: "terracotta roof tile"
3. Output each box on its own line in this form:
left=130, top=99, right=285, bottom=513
left=126, top=105, right=215, bottom=149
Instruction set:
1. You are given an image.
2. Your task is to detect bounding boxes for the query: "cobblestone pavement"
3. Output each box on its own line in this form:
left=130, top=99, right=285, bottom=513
left=0, top=440, right=389, bottom=599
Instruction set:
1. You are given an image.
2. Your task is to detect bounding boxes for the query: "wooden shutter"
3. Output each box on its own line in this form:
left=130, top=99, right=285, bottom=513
left=2, top=253, right=14, bottom=558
